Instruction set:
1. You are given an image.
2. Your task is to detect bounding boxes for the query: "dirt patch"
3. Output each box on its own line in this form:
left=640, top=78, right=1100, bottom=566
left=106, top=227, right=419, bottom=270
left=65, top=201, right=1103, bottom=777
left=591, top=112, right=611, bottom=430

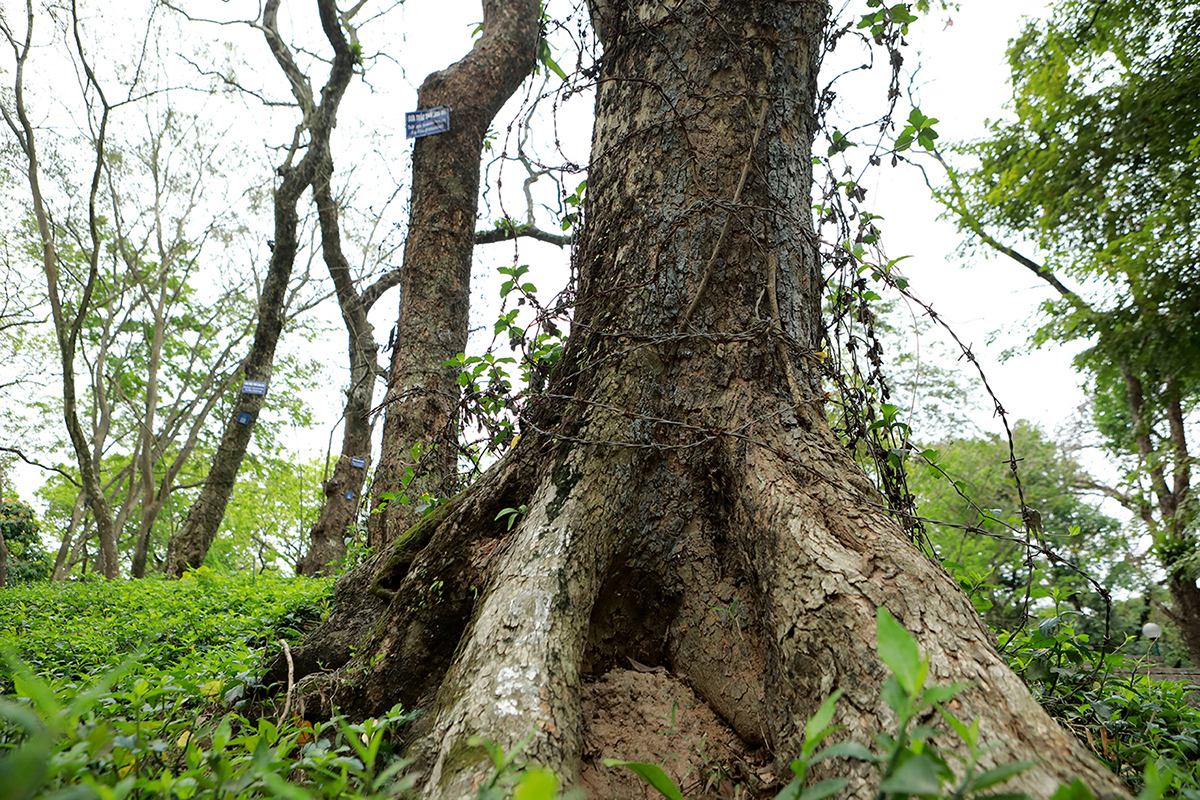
left=580, top=667, right=768, bottom=799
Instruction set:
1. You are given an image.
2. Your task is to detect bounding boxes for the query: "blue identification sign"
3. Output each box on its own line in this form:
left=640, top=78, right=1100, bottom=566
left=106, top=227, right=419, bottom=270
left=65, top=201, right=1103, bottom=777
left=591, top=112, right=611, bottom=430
left=405, top=106, right=450, bottom=139
left=350, top=457, right=366, bottom=469
left=241, top=380, right=268, bottom=396
left=237, top=412, right=252, bottom=425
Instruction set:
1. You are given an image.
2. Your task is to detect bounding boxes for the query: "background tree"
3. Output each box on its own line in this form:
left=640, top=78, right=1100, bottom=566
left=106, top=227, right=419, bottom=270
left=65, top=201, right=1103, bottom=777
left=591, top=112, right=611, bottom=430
left=0, top=499, right=51, bottom=583
left=0, top=0, right=134, bottom=578
left=268, top=2, right=1125, bottom=796
left=910, top=420, right=1133, bottom=631
left=214, top=452, right=325, bottom=572
left=921, top=0, right=1200, bottom=663
left=162, top=0, right=358, bottom=575
left=0, top=12, right=318, bottom=579
left=365, top=0, right=542, bottom=551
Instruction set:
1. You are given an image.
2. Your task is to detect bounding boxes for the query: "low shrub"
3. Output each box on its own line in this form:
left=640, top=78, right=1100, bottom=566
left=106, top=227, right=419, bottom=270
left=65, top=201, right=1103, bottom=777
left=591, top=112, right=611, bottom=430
left=0, top=567, right=332, bottom=684
left=1004, top=600, right=1200, bottom=798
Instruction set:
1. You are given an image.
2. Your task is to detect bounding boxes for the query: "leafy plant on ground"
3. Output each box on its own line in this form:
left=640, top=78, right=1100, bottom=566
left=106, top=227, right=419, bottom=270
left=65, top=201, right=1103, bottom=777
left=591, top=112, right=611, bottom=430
left=0, top=569, right=332, bottom=684
left=0, top=649, right=421, bottom=800
left=1004, top=602, right=1200, bottom=799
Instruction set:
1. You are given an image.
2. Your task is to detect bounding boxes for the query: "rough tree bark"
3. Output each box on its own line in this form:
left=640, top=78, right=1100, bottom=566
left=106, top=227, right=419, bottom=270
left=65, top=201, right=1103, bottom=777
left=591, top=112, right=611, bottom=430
left=163, top=0, right=357, bottom=576
left=295, top=154, right=383, bottom=576
left=367, top=0, right=541, bottom=550
left=271, top=2, right=1127, bottom=798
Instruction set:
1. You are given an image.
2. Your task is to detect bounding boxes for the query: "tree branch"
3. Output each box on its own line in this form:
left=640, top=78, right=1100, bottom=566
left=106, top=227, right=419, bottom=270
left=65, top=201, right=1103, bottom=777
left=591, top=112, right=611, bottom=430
left=0, top=446, right=81, bottom=487
left=475, top=222, right=572, bottom=248
left=919, top=148, right=1092, bottom=315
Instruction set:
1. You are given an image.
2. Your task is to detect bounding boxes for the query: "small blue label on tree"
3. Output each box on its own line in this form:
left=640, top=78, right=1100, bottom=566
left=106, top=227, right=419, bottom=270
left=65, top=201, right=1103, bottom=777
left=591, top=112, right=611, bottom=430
left=237, top=412, right=252, bottom=425
left=242, top=380, right=268, bottom=396
left=345, top=491, right=354, bottom=500
left=405, top=106, right=450, bottom=139
left=350, top=457, right=366, bottom=469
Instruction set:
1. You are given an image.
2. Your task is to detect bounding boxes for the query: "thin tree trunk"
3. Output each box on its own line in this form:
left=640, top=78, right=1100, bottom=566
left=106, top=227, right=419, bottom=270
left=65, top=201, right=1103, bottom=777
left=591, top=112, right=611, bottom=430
left=367, top=0, right=541, bottom=550
left=271, top=3, right=1127, bottom=797
left=163, top=0, right=357, bottom=576
left=51, top=495, right=86, bottom=581
left=296, top=155, right=380, bottom=576
left=1, top=0, right=121, bottom=578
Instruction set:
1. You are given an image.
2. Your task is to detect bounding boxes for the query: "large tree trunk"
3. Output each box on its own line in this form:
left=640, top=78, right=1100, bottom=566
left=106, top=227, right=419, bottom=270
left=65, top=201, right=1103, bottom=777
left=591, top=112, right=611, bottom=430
left=367, top=0, right=541, bottom=549
left=1167, top=571, right=1200, bottom=666
left=271, top=2, right=1127, bottom=797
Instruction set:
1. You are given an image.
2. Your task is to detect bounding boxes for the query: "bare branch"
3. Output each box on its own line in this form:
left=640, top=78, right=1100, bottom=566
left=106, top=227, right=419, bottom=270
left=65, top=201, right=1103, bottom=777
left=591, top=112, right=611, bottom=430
left=0, top=446, right=81, bottom=486
left=475, top=222, right=572, bottom=248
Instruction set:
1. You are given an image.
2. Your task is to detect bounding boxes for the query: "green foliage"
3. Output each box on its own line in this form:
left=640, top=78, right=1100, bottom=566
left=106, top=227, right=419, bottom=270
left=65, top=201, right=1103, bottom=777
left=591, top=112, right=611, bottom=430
left=909, top=421, right=1131, bottom=630
left=936, top=0, right=1200, bottom=559
left=0, top=573, right=435, bottom=800
left=373, top=442, right=443, bottom=518
left=0, top=500, right=51, bottom=583
left=0, top=650, right=420, bottom=800
left=894, top=107, right=940, bottom=152
left=214, top=455, right=326, bottom=573
left=0, top=569, right=331, bottom=682
left=1003, top=607, right=1200, bottom=798
left=470, top=735, right=570, bottom=800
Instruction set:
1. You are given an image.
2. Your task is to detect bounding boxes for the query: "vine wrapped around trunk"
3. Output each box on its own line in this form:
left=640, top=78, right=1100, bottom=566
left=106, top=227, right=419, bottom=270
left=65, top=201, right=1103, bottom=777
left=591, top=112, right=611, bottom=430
left=270, top=2, right=1128, bottom=797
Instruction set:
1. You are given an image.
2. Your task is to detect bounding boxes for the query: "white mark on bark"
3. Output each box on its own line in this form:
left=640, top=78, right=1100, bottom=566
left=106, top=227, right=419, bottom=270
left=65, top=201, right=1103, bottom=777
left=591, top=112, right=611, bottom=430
left=494, top=663, right=541, bottom=716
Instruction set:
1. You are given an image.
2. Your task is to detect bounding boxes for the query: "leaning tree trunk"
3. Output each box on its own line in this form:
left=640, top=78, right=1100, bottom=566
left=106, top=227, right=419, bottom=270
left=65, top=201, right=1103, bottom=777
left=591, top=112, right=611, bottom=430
left=368, top=0, right=541, bottom=550
left=271, top=2, right=1127, bottom=797
left=296, top=155, right=381, bottom=576
left=163, top=0, right=356, bottom=576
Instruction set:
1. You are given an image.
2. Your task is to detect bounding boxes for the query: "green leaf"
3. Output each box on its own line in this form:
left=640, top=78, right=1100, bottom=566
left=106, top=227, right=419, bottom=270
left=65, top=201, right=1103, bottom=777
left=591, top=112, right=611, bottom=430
left=1048, top=779, right=1097, bottom=800
left=879, top=753, right=945, bottom=796
left=797, top=778, right=848, bottom=800
left=921, top=682, right=967, bottom=705
left=603, top=761, right=685, bottom=800
left=876, top=607, right=923, bottom=694
left=513, top=767, right=561, bottom=800
left=804, top=690, right=842, bottom=746
left=537, top=40, right=568, bottom=82
left=936, top=704, right=974, bottom=746
left=1136, top=760, right=1174, bottom=800
left=880, top=674, right=910, bottom=716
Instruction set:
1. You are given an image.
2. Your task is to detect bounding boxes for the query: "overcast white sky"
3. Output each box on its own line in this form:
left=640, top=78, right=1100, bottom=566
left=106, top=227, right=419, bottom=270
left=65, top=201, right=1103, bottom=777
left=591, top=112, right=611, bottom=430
left=860, top=0, right=1089, bottom=437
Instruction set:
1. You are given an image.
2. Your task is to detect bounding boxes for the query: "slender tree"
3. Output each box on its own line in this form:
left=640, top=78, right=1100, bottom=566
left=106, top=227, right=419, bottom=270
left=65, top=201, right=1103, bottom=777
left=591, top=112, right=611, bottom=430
left=163, top=0, right=358, bottom=575
left=269, top=2, right=1126, bottom=796
left=1, top=0, right=129, bottom=578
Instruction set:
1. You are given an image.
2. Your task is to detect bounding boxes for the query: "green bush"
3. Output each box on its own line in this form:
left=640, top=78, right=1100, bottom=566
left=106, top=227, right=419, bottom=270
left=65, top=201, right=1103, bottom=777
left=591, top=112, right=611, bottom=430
left=1, top=500, right=52, bottom=583
left=0, top=568, right=332, bottom=683
left=0, top=571, right=568, bottom=800
left=1004, top=602, right=1200, bottom=798
left=0, top=650, right=421, bottom=800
